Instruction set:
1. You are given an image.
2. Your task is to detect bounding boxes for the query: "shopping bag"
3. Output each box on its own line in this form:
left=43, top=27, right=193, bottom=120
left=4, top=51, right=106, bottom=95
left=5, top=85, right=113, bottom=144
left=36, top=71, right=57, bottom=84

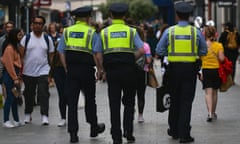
left=146, top=66, right=159, bottom=88
left=219, top=74, right=234, bottom=92
left=156, top=86, right=170, bottom=112
left=153, top=58, right=163, bottom=87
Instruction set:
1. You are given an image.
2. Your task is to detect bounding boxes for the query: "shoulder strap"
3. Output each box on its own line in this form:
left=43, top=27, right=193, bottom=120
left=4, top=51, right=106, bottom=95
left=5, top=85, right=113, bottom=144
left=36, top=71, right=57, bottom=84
left=43, top=34, right=49, bottom=51
left=23, top=34, right=31, bottom=57
left=43, top=34, right=50, bottom=64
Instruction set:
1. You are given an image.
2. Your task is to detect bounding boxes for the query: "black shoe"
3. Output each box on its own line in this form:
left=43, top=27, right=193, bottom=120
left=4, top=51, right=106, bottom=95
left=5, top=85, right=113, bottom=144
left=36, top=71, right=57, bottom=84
left=179, top=136, right=194, bottom=143
left=90, top=123, right=105, bottom=137
left=70, top=133, right=79, bottom=143
left=167, top=128, right=179, bottom=140
left=123, top=133, right=135, bottom=143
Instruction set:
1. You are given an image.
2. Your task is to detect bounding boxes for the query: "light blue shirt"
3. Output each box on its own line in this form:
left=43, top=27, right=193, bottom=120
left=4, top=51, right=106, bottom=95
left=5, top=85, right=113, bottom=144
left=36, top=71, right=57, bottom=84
left=155, top=21, right=207, bottom=56
left=57, top=32, right=99, bottom=54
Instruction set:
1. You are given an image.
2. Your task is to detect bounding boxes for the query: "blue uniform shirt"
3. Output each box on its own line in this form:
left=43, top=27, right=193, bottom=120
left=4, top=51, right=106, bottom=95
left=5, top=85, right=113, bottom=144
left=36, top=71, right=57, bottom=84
left=155, top=21, right=207, bottom=56
left=57, top=32, right=100, bottom=54
left=94, top=31, right=144, bottom=53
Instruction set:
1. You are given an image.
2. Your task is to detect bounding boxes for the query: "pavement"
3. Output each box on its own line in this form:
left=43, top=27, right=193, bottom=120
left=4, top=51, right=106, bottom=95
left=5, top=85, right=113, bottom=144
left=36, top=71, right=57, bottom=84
left=0, top=62, right=240, bottom=144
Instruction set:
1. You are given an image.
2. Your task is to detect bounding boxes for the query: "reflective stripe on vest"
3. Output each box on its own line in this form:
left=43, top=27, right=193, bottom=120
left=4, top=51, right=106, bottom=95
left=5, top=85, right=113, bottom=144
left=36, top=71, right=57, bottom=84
left=168, top=25, right=198, bottom=62
left=102, top=25, right=135, bottom=54
left=64, top=23, right=93, bottom=54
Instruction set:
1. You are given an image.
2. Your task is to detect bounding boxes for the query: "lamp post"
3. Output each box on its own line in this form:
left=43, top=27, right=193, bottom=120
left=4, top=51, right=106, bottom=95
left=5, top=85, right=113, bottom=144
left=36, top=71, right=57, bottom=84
left=20, top=0, right=34, bottom=34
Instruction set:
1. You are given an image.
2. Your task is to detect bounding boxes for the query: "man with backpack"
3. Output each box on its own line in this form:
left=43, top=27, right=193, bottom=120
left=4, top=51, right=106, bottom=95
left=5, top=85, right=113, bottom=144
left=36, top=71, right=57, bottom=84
left=20, top=16, right=55, bottom=125
left=219, top=22, right=240, bottom=82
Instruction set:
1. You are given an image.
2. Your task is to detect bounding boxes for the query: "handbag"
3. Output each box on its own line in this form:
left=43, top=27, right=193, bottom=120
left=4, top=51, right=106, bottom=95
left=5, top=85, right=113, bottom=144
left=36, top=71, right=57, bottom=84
left=146, top=66, right=159, bottom=88
left=136, top=55, right=145, bottom=70
left=156, top=86, right=170, bottom=112
left=218, top=57, right=233, bottom=92
left=209, top=48, right=233, bottom=92
left=219, top=74, right=234, bottom=92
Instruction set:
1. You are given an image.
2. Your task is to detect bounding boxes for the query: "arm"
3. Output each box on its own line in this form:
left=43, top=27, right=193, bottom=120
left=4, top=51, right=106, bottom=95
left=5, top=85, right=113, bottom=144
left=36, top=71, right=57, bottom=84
left=133, top=32, right=145, bottom=60
left=155, top=29, right=169, bottom=56
left=218, top=43, right=225, bottom=62
left=1, top=46, right=19, bottom=81
left=92, top=33, right=105, bottom=80
left=57, top=36, right=67, bottom=73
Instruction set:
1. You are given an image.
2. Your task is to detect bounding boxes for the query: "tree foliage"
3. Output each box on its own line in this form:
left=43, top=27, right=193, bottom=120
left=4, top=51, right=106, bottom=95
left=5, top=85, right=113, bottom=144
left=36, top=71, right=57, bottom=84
left=97, top=0, right=157, bottom=21
left=129, top=0, right=157, bottom=21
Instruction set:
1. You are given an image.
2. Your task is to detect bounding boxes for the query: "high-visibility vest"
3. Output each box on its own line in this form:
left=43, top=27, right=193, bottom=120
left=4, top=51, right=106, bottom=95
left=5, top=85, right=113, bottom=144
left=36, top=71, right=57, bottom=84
left=101, top=19, right=136, bottom=54
left=64, top=21, right=94, bottom=54
left=168, top=25, right=198, bottom=62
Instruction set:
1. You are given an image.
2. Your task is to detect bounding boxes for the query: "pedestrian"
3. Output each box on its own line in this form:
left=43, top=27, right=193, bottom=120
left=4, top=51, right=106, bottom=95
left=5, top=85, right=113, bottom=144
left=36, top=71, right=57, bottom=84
left=134, top=26, right=152, bottom=123
left=47, top=22, right=67, bottom=127
left=0, top=21, right=15, bottom=101
left=1, top=28, right=23, bottom=128
left=95, top=3, right=145, bottom=144
left=200, top=26, right=225, bottom=122
left=219, top=22, right=240, bottom=83
left=57, top=6, right=105, bottom=143
left=20, top=16, right=55, bottom=125
left=155, top=2, right=207, bottom=143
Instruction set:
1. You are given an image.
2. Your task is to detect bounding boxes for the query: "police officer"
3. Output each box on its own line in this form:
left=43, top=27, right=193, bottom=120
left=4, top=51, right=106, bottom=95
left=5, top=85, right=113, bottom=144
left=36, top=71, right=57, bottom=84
left=57, top=6, right=105, bottom=143
left=155, top=2, right=207, bottom=143
left=94, top=3, right=144, bottom=144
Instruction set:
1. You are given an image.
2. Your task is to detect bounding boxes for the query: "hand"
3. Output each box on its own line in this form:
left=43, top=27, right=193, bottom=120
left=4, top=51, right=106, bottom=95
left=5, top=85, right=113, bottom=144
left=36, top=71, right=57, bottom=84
left=13, top=79, right=20, bottom=88
left=197, top=73, right=203, bottom=81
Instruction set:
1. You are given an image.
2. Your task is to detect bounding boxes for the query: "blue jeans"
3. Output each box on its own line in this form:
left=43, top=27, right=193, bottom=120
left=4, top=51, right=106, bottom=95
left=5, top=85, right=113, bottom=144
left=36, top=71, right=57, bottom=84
left=3, top=69, right=19, bottom=122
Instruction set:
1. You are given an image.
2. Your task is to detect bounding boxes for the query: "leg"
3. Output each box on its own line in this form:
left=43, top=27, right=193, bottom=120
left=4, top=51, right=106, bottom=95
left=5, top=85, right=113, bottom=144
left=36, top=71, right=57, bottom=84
left=212, top=89, right=218, bottom=115
left=22, top=75, right=37, bottom=115
left=205, top=88, right=213, bottom=115
left=107, top=69, right=122, bottom=142
left=53, top=67, right=67, bottom=120
left=37, top=75, right=50, bottom=116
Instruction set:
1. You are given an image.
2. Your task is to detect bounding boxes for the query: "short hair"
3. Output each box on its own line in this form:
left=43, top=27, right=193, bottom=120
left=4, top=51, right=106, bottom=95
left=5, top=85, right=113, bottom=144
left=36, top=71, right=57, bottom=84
left=176, top=12, right=190, bottom=21
left=33, top=16, right=46, bottom=25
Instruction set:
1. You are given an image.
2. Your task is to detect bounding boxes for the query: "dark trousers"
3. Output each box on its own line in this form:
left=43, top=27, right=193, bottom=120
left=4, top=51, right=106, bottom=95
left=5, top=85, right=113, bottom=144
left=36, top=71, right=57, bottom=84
left=167, top=63, right=197, bottom=138
left=65, top=64, right=98, bottom=134
left=106, top=65, right=136, bottom=142
left=23, top=75, right=50, bottom=116
left=224, top=48, right=238, bottom=80
left=53, top=67, right=67, bottom=119
left=135, top=69, right=146, bottom=114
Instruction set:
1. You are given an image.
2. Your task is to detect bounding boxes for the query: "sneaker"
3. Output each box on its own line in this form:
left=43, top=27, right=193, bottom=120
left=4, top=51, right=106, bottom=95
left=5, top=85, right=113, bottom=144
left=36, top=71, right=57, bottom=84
left=13, top=121, right=24, bottom=127
left=213, top=113, right=217, bottom=120
left=42, top=115, right=49, bottom=126
left=3, top=121, right=15, bottom=128
left=138, top=114, right=144, bottom=123
left=57, top=119, right=66, bottom=127
left=24, top=114, right=32, bottom=124
left=206, top=114, right=212, bottom=122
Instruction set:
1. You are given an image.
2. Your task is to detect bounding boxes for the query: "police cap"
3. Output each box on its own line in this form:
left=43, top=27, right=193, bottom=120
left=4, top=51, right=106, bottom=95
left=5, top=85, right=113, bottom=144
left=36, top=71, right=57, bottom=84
left=174, top=1, right=193, bottom=14
left=71, top=6, right=92, bottom=17
left=109, top=3, right=128, bottom=14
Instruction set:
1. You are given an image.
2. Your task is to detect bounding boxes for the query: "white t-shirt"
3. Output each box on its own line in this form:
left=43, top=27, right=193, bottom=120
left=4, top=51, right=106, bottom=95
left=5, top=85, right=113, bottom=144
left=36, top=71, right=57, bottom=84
left=20, top=32, right=54, bottom=77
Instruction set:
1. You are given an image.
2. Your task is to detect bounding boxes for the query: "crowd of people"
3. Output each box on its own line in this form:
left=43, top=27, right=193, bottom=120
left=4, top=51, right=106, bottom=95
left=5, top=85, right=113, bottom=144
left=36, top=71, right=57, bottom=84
left=0, top=1, right=239, bottom=144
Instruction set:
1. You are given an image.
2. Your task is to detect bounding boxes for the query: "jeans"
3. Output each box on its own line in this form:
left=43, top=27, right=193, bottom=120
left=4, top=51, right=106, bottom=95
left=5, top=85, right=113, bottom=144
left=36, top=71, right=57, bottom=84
left=3, top=69, right=19, bottom=122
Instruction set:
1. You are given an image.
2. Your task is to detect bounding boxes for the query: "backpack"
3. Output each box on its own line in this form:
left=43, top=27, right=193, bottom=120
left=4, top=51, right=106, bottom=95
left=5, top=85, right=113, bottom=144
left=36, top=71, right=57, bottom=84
left=24, top=33, right=50, bottom=63
left=226, top=31, right=238, bottom=49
